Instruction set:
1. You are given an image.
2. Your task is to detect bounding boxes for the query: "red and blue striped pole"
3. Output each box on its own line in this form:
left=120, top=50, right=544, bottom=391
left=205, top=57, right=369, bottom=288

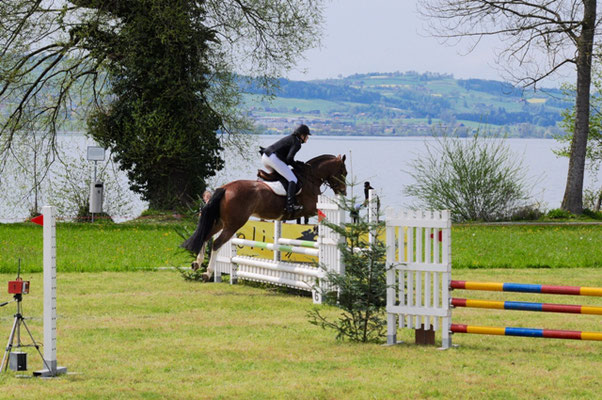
left=451, top=280, right=602, bottom=297
left=451, top=324, right=602, bottom=341
left=452, top=298, right=602, bottom=315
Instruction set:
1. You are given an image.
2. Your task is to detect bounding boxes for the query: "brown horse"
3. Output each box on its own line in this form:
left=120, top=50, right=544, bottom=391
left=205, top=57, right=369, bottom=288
left=181, top=154, right=347, bottom=280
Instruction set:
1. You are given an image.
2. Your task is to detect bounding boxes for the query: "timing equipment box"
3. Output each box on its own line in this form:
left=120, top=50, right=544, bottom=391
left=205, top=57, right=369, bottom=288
left=9, top=352, right=27, bottom=371
left=8, top=279, right=29, bottom=295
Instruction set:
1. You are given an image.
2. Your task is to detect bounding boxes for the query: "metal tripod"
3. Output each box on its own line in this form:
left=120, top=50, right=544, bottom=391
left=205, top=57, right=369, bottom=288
left=1, top=294, right=51, bottom=373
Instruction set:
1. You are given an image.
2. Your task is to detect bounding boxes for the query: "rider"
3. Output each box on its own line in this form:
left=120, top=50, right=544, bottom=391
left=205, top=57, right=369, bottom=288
left=261, top=124, right=311, bottom=214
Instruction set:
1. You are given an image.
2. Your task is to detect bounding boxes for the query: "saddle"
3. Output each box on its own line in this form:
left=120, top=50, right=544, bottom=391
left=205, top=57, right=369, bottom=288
left=257, top=153, right=305, bottom=196
left=257, top=169, right=303, bottom=195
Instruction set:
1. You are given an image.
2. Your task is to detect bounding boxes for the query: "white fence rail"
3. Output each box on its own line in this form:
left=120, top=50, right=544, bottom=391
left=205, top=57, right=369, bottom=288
left=213, top=195, right=345, bottom=304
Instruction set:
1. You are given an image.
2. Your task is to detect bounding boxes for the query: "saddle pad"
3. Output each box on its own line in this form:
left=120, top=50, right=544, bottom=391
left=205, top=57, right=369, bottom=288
left=261, top=181, right=302, bottom=196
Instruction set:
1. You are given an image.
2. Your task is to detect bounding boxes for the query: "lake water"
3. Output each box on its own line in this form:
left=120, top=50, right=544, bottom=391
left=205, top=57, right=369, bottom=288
left=1, top=134, right=600, bottom=222
left=216, top=135, right=600, bottom=210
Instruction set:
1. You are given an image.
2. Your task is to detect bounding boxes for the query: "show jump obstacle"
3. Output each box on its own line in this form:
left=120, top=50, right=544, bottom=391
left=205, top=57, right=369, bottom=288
left=385, top=209, right=602, bottom=348
left=211, top=195, right=345, bottom=304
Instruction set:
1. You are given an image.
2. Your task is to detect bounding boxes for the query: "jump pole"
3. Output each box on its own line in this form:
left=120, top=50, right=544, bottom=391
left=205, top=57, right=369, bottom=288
left=450, top=280, right=602, bottom=297
left=451, top=298, right=602, bottom=315
left=450, top=324, right=602, bottom=341
left=447, top=279, right=602, bottom=345
left=33, top=206, right=67, bottom=377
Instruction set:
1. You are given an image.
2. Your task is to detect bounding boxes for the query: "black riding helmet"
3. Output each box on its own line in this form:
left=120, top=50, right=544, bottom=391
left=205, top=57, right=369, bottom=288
left=293, top=124, right=311, bottom=138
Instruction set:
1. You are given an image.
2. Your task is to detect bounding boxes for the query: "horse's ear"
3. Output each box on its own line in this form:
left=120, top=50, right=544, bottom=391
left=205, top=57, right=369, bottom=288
left=341, top=154, right=346, bottom=162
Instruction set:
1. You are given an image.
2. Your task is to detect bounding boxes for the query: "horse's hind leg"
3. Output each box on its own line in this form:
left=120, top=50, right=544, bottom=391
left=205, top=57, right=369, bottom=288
left=191, top=242, right=207, bottom=271
left=192, top=222, right=223, bottom=272
left=203, top=226, right=242, bottom=282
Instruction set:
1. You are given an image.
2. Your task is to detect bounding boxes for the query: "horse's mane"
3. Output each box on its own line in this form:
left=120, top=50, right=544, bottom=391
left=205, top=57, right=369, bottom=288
left=306, top=154, right=337, bottom=165
left=293, top=154, right=339, bottom=181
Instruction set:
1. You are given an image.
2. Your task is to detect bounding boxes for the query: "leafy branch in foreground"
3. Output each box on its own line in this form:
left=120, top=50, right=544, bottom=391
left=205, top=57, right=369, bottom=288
left=0, top=0, right=326, bottom=210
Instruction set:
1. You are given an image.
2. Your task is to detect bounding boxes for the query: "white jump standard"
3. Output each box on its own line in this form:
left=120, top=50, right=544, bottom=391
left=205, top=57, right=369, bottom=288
left=34, top=206, right=67, bottom=377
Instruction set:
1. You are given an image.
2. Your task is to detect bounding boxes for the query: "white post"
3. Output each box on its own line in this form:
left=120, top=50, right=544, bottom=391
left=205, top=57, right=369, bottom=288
left=386, top=224, right=397, bottom=345
left=316, top=195, right=345, bottom=304
left=273, top=221, right=281, bottom=262
left=35, top=206, right=67, bottom=377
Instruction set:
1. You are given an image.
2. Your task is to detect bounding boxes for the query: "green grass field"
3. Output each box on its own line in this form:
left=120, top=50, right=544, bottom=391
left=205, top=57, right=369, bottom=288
left=0, top=222, right=600, bottom=398
left=0, top=270, right=599, bottom=399
left=1, top=222, right=600, bottom=273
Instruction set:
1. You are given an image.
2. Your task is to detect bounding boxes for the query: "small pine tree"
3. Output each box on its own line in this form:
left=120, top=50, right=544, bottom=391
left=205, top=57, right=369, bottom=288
left=308, top=196, right=389, bottom=343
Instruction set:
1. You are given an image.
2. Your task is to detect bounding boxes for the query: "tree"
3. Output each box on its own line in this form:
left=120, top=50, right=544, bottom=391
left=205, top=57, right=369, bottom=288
left=0, top=0, right=325, bottom=209
left=421, top=0, right=599, bottom=214
left=558, top=62, right=602, bottom=210
left=79, top=1, right=223, bottom=209
left=308, top=196, right=388, bottom=343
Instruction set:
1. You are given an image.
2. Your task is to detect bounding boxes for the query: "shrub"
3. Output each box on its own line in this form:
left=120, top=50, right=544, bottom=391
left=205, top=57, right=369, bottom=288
left=510, top=204, right=544, bottom=221
left=583, top=187, right=602, bottom=212
left=547, top=208, right=574, bottom=219
left=583, top=208, right=602, bottom=220
left=405, top=133, right=533, bottom=222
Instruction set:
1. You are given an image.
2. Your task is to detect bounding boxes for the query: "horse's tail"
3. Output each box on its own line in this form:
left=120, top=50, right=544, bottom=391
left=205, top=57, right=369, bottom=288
left=181, top=188, right=225, bottom=254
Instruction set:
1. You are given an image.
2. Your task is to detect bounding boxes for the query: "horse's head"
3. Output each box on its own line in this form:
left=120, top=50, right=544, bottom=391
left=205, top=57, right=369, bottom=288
left=325, top=154, right=347, bottom=196
left=306, top=154, right=347, bottom=196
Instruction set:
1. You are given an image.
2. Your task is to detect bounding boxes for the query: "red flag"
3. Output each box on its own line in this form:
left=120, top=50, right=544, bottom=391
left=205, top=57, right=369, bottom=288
left=429, top=231, right=443, bottom=242
left=317, top=209, right=326, bottom=222
left=31, top=215, right=44, bottom=226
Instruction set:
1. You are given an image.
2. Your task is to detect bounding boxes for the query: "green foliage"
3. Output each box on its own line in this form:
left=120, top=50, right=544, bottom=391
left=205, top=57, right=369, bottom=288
left=308, top=197, right=388, bottom=343
left=546, top=208, right=574, bottom=220
left=582, top=208, right=602, bottom=220
left=178, top=266, right=208, bottom=281
left=558, top=72, right=602, bottom=174
left=583, top=186, right=602, bottom=212
left=0, top=0, right=325, bottom=211
left=404, top=133, right=532, bottom=222
left=509, top=204, right=544, bottom=221
left=83, top=1, right=223, bottom=210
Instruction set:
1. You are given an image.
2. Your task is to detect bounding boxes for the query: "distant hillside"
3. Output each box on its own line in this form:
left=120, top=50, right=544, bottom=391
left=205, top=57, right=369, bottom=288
left=241, top=71, right=571, bottom=138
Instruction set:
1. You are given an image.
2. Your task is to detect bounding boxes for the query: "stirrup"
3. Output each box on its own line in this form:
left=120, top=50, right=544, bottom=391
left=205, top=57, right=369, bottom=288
left=286, top=203, right=303, bottom=214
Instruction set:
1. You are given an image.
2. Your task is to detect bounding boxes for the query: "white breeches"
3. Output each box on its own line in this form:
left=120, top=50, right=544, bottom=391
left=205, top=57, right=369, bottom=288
left=261, top=153, right=297, bottom=183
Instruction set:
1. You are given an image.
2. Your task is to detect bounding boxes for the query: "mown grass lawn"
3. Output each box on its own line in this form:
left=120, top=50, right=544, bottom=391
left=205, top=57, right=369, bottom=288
left=0, top=270, right=600, bottom=399
left=0, top=221, right=600, bottom=398
left=1, top=222, right=600, bottom=273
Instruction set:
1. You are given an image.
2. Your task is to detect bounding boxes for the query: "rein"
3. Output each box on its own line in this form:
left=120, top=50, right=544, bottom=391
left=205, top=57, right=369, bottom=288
left=301, top=158, right=340, bottom=196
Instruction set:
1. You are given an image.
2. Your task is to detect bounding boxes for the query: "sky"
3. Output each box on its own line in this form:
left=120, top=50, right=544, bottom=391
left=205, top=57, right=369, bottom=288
left=285, top=0, right=575, bottom=87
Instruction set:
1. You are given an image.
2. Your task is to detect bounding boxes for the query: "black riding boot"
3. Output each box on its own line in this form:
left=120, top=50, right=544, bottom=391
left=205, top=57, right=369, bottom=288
left=286, top=181, right=303, bottom=214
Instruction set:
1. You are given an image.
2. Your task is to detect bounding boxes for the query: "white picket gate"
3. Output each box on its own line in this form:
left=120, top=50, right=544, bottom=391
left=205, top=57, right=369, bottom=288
left=385, top=209, right=452, bottom=348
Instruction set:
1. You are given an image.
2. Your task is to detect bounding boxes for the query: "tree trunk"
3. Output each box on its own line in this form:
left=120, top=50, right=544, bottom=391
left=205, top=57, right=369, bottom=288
left=561, top=0, right=596, bottom=214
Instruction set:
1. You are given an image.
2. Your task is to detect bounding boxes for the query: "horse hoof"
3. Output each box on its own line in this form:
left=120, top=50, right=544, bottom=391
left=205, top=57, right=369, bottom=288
left=191, top=262, right=200, bottom=271
left=201, top=273, right=211, bottom=282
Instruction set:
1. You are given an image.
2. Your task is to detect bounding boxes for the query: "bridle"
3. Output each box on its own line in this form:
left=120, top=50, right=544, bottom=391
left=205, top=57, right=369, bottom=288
left=303, top=156, right=347, bottom=196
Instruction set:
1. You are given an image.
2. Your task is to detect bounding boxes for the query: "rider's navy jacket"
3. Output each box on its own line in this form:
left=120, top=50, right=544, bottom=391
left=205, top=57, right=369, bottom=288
left=263, top=134, right=302, bottom=165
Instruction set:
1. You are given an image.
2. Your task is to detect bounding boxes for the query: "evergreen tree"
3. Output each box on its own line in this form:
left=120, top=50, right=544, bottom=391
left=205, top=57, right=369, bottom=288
left=308, top=197, right=388, bottom=343
left=83, top=1, right=223, bottom=209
